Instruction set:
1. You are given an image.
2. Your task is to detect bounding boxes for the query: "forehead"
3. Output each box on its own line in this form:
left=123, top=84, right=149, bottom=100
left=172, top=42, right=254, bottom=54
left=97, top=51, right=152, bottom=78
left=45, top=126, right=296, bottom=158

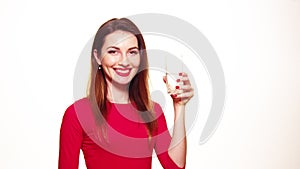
left=103, top=30, right=138, bottom=48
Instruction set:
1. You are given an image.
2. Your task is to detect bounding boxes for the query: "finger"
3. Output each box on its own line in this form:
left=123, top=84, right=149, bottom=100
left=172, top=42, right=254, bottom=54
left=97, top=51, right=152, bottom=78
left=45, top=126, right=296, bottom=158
left=171, top=88, right=193, bottom=96
left=175, top=85, right=193, bottom=92
left=178, top=73, right=191, bottom=85
left=175, top=91, right=194, bottom=99
left=162, top=75, right=167, bottom=83
left=182, top=77, right=191, bottom=85
left=179, top=72, right=187, bottom=77
left=175, top=77, right=189, bottom=85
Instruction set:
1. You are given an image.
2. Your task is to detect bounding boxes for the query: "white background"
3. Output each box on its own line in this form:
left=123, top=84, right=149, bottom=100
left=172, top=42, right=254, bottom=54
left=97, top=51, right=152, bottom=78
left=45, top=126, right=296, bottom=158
left=1, top=0, right=299, bottom=169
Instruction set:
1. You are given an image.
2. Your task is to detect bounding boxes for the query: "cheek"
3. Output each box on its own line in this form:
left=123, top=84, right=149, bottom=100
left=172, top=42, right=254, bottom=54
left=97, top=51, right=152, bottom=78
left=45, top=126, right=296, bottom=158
left=129, top=55, right=141, bottom=68
left=101, top=56, right=118, bottom=67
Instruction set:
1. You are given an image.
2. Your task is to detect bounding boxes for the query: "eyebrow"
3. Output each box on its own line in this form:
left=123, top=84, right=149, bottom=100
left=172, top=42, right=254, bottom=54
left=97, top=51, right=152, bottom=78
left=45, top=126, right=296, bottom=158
left=106, top=46, right=139, bottom=50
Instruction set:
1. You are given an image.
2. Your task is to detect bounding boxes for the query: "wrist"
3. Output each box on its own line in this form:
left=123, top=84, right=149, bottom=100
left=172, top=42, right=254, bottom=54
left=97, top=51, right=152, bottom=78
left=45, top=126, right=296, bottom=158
left=173, top=103, right=185, bottom=119
left=173, top=103, right=185, bottom=110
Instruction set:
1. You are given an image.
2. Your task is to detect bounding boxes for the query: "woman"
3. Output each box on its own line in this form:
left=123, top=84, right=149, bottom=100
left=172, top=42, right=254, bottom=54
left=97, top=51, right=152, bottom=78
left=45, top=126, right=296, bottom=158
left=59, top=18, right=194, bottom=169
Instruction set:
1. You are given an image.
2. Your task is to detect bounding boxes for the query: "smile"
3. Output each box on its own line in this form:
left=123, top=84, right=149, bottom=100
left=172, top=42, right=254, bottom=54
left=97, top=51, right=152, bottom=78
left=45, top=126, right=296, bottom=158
left=114, top=68, right=132, bottom=77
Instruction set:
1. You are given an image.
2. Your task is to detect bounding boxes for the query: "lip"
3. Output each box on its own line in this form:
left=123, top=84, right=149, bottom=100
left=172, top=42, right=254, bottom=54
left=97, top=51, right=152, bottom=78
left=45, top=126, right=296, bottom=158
left=113, top=68, right=132, bottom=77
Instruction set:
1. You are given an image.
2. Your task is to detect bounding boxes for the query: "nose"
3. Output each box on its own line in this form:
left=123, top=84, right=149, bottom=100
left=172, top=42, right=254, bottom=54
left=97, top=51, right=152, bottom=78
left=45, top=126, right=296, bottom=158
left=118, top=52, right=129, bottom=67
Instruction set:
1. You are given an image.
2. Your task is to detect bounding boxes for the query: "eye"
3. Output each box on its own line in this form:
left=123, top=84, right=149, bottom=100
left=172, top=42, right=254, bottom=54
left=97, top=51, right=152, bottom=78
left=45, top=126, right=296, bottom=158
left=107, top=50, right=118, bottom=55
left=128, top=50, right=139, bottom=56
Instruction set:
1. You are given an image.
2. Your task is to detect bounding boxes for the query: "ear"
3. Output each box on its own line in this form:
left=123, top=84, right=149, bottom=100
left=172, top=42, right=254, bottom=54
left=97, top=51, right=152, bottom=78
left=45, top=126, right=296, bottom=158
left=93, top=49, right=102, bottom=65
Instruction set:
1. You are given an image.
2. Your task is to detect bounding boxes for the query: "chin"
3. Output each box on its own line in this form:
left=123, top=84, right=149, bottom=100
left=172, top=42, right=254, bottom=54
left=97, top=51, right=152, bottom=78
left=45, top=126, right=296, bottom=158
left=112, top=74, right=137, bottom=86
left=111, top=80, right=131, bottom=86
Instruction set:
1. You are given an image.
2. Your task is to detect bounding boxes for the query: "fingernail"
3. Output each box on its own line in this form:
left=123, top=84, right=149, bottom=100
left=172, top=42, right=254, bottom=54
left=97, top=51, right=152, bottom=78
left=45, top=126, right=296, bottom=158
left=175, top=86, right=180, bottom=89
left=173, top=94, right=177, bottom=98
left=179, top=72, right=183, bottom=76
left=176, top=79, right=180, bottom=82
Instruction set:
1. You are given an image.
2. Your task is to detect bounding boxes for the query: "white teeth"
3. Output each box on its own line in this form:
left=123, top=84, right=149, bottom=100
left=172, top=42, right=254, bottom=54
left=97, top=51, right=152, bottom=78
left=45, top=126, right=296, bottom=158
left=115, top=69, right=130, bottom=73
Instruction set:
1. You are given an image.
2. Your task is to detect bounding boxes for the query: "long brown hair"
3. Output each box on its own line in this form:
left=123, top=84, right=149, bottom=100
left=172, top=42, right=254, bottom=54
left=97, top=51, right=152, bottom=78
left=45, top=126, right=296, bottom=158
left=87, top=18, right=157, bottom=137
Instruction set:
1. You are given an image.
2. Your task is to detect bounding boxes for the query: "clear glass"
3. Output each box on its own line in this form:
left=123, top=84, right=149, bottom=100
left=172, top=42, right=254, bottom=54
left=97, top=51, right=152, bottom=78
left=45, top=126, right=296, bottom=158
left=165, top=72, right=181, bottom=95
left=164, top=54, right=183, bottom=95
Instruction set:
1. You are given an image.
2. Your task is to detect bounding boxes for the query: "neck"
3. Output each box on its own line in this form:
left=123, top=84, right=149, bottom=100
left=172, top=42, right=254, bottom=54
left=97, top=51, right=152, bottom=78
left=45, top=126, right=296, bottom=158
left=106, top=80, right=130, bottom=104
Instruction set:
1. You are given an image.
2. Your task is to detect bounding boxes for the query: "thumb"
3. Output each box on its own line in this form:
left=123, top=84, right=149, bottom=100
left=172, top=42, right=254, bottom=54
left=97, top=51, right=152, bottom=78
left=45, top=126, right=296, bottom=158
left=162, top=75, right=167, bottom=84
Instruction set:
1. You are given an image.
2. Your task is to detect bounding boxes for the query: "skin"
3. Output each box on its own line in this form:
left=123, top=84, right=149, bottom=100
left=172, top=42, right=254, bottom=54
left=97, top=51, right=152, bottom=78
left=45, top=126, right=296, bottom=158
left=163, top=73, right=194, bottom=167
left=93, top=30, right=140, bottom=103
left=94, top=30, right=194, bottom=167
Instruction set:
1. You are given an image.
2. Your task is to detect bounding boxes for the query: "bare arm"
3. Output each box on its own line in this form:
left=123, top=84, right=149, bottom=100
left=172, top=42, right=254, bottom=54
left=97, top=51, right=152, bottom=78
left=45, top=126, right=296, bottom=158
left=168, top=104, right=187, bottom=168
left=164, top=73, right=194, bottom=168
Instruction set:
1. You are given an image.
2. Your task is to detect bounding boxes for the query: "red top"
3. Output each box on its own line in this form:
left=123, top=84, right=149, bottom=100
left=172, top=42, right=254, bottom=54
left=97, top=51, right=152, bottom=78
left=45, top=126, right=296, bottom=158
left=59, top=98, right=185, bottom=169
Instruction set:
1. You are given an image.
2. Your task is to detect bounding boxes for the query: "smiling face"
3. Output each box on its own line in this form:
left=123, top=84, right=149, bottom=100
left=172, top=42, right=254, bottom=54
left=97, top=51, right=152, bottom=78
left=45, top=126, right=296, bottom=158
left=94, top=30, right=140, bottom=86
